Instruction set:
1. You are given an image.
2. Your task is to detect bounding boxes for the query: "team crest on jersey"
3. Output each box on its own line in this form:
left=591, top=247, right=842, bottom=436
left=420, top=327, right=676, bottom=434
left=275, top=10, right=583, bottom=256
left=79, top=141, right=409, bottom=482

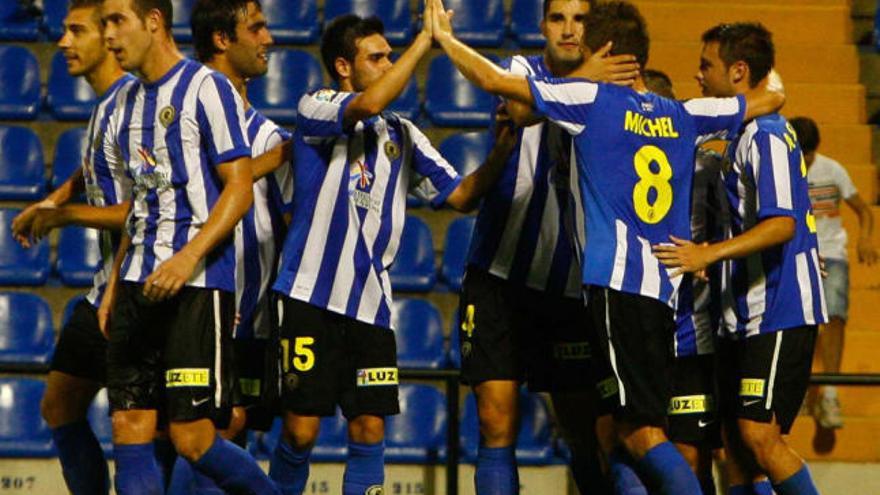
left=383, top=140, right=400, bottom=160
left=159, top=105, right=176, bottom=128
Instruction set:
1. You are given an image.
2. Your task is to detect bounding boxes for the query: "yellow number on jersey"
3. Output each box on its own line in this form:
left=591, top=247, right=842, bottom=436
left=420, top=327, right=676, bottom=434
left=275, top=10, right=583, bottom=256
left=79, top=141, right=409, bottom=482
left=806, top=211, right=817, bottom=234
left=632, top=145, right=674, bottom=224
left=280, top=337, right=316, bottom=373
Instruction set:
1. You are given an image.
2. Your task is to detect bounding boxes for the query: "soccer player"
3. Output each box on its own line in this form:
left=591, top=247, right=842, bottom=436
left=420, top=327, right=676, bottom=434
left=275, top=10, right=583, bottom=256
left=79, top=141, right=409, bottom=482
left=654, top=23, right=827, bottom=495
left=791, top=116, right=877, bottom=430
left=163, top=0, right=292, bottom=492
left=10, top=1, right=134, bottom=493
left=98, top=0, right=279, bottom=493
left=427, top=1, right=784, bottom=492
left=645, top=70, right=726, bottom=494
left=268, top=8, right=517, bottom=495
left=459, top=1, right=639, bottom=493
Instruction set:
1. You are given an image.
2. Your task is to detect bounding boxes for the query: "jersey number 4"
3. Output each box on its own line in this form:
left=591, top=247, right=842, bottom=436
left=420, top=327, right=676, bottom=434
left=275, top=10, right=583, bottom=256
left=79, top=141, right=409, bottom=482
left=633, top=145, right=673, bottom=224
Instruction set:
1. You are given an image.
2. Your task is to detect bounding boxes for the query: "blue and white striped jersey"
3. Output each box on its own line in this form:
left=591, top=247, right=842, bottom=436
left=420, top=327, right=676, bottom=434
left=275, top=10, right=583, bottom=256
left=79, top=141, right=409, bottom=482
left=84, top=73, right=137, bottom=308
left=104, top=59, right=251, bottom=293
left=468, top=55, right=581, bottom=298
left=233, top=108, right=292, bottom=339
left=674, top=149, right=726, bottom=357
left=529, top=77, right=745, bottom=307
left=273, top=89, right=461, bottom=329
left=720, top=114, right=828, bottom=337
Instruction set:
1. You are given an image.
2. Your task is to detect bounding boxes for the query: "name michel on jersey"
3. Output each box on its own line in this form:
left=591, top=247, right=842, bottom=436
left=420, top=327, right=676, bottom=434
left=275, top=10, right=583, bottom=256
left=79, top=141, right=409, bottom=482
left=624, top=110, right=680, bottom=139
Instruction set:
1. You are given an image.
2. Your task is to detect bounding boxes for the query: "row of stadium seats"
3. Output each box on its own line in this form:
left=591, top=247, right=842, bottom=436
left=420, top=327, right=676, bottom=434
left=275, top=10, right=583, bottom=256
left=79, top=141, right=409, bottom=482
left=0, top=291, right=465, bottom=371
left=0, top=204, right=475, bottom=290
left=0, top=378, right=562, bottom=464
left=2, top=0, right=548, bottom=47
left=0, top=46, right=498, bottom=126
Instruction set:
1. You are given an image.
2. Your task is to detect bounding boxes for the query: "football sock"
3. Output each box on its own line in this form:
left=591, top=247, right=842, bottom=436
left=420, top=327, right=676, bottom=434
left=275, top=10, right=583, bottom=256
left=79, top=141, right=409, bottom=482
left=773, top=464, right=819, bottom=495
left=474, top=446, right=519, bottom=495
left=343, top=441, right=385, bottom=495
left=153, top=437, right=178, bottom=488
left=608, top=447, right=648, bottom=495
left=269, top=438, right=312, bottom=495
left=636, top=442, right=701, bottom=495
left=53, top=420, right=110, bottom=495
left=192, top=435, right=280, bottom=495
left=166, top=457, right=194, bottom=494
left=113, top=443, right=164, bottom=495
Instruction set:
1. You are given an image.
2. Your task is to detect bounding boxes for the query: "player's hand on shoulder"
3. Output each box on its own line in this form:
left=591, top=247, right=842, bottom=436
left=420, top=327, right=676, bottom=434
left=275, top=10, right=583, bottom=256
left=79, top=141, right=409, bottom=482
left=143, top=250, right=199, bottom=302
left=581, top=42, right=640, bottom=86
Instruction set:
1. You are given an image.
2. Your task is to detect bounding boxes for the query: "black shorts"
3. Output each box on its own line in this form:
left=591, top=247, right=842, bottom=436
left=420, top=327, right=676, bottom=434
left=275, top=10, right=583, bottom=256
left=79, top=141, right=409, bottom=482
left=107, top=282, right=236, bottom=425
left=277, top=297, right=400, bottom=420
left=668, top=355, right=721, bottom=448
left=459, top=267, right=610, bottom=398
left=50, top=299, right=107, bottom=383
left=718, top=326, right=817, bottom=434
left=588, top=286, right=675, bottom=426
left=231, top=338, right=278, bottom=431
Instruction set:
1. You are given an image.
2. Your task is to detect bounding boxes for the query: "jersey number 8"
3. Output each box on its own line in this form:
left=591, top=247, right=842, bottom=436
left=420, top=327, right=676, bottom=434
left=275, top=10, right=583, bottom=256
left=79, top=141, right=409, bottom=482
left=633, top=145, right=673, bottom=224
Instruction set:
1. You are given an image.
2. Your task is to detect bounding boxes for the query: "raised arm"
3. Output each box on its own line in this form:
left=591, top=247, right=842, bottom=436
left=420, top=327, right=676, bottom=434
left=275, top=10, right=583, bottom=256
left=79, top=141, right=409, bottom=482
left=742, top=70, right=785, bottom=122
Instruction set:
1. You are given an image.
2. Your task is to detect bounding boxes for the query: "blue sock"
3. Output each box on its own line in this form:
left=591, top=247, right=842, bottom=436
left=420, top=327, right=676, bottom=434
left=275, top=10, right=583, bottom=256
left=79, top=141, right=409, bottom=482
left=636, top=442, right=701, bottom=495
left=193, top=435, right=280, bottom=495
left=153, top=437, right=178, bottom=489
left=773, top=464, right=819, bottom=495
left=167, top=457, right=195, bottom=494
left=343, top=441, right=386, bottom=495
left=474, top=446, right=518, bottom=495
left=113, top=443, right=164, bottom=495
left=608, top=447, right=648, bottom=495
left=269, top=438, right=311, bottom=495
left=53, top=420, right=110, bottom=495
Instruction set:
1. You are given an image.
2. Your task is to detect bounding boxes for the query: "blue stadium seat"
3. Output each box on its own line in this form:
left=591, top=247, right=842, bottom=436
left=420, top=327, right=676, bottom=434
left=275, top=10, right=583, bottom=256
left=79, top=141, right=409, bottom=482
left=0, top=125, right=45, bottom=201
left=0, top=2, right=40, bottom=40
left=0, top=208, right=51, bottom=285
left=442, top=0, right=505, bottom=47
left=47, top=51, right=97, bottom=121
left=439, top=216, right=475, bottom=291
left=52, top=127, right=87, bottom=191
left=248, top=49, right=323, bottom=125
left=389, top=216, right=435, bottom=292
left=392, top=299, right=445, bottom=369
left=87, top=389, right=113, bottom=455
left=388, top=76, right=419, bottom=121
left=448, top=309, right=461, bottom=369
left=258, top=411, right=348, bottom=462
left=56, top=226, right=101, bottom=287
left=42, top=0, right=67, bottom=40
left=171, top=0, right=195, bottom=42
left=0, top=378, right=54, bottom=457
left=0, top=46, right=40, bottom=119
left=62, top=294, right=86, bottom=328
left=425, top=55, right=497, bottom=127
left=439, top=131, right=492, bottom=177
left=324, top=0, right=413, bottom=45
left=460, top=390, right=554, bottom=464
left=0, top=292, right=54, bottom=369
left=385, top=384, right=446, bottom=463
left=510, top=0, right=545, bottom=47
left=261, top=0, right=319, bottom=44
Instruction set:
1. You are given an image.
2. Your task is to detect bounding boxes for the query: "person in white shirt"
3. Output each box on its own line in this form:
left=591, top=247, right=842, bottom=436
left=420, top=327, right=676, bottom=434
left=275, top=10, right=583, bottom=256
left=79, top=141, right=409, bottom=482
left=791, top=116, right=877, bottom=429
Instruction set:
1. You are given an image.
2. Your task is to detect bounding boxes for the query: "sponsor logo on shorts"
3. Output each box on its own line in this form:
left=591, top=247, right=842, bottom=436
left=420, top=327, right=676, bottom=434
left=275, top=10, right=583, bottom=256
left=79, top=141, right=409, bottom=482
left=667, top=394, right=715, bottom=415
left=553, top=342, right=591, bottom=361
left=739, top=378, right=766, bottom=398
left=239, top=378, right=261, bottom=398
left=596, top=377, right=619, bottom=400
left=356, top=367, right=398, bottom=387
left=166, top=368, right=210, bottom=388
left=284, top=373, right=300, bottom=391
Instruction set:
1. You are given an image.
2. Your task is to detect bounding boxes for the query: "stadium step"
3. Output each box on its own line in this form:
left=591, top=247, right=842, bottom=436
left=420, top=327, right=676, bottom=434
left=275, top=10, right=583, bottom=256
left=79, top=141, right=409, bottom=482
left=672, top=83, right=867, bottom=125
left=846, top=291, right=880, bottom=334
left=650, top=42, right=859, bottom=84
left=788, top=416, right=880, bottom=462
left=637, top=2, right=852, bottom=44
left=814, top=125, right=873, bottom=165
left=840, top=329, right=880, bottom=372
left=841, top=164, right=878, bottom=204
left=849, top=256, right=880, bottom=289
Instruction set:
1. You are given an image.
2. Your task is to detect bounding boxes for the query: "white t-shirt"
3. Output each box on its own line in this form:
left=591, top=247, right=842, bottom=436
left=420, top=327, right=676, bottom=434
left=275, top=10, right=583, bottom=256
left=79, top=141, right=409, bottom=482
left=807, top=153, right=857, bottom=261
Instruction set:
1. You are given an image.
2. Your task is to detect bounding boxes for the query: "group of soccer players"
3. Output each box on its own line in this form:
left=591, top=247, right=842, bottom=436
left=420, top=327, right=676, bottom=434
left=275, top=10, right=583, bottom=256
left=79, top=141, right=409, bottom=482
left=10, top=0, right=831, bottom=494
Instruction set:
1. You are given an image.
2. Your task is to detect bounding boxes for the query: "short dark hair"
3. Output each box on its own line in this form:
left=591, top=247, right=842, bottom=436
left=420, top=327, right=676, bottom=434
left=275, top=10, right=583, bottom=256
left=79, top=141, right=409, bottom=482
left=644, top=69, right=674, bottom=99
left=702, top=23, right=774, bottom=88
left=789, top=116, right=820, bottom=153
left=191, top=0, right=260, bottom=63
left=543, top=0, right=596, bottom=16
left=130, top=0, right=173, bottom=32
left=320, top=14, right=385, bottom=83
left=582, top=1, right=649, bottom=69
left=69, top=0, right=104, bottom=25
